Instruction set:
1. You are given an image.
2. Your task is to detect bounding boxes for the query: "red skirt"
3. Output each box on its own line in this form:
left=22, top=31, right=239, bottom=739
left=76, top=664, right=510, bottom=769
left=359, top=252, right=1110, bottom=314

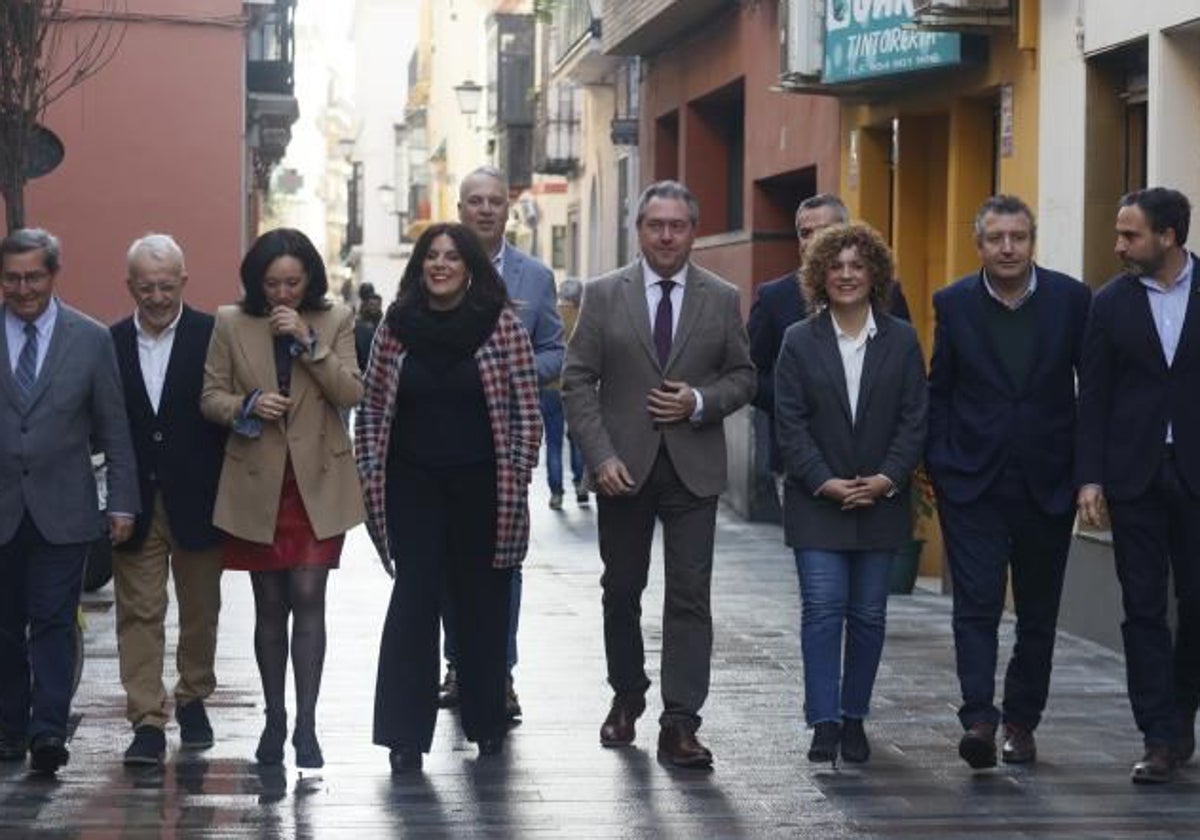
left=223, top=460, right=344, bottom=572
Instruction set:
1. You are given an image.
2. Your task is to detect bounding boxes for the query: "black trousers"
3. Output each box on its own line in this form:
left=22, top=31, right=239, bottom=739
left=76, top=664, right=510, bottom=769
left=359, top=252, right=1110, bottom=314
left=1109, top=451, right=1200, bottom=746
left=375, top=460, right=511, bottom=751
left=597, top=448, right=718, bottom=731
left=940, top=464, right=1074, bottom=731
left=0, top=513, right=88, bottom=743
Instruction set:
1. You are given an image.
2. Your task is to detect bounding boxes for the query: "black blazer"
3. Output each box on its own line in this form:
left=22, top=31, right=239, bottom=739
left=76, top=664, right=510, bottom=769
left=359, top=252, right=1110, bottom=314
left=925, top=267, right=1091, bottom=514
left=111, top=305, right=227, bottom=551
left=1076, top=256, right=1200, bottom=500
left=775, top=309, right=927, bottom=551
left=748, top=272, right=910, bottom=470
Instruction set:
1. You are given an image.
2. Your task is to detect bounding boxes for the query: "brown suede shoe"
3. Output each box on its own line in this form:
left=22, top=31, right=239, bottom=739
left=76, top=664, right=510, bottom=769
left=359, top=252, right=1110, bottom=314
left=599, top=696, right=644, bottom=747
left=1131, top=744, right=1177, bottom=784
left=1001, top=722, right=1037, bottom=764
left=656, top=724, right=713, bottom=769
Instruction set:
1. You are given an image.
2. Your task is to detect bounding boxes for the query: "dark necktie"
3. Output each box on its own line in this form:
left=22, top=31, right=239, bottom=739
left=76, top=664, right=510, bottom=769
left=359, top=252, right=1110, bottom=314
left=14, top=322, right=38, bottom=400
left=653, top=279, right=675, bottom=368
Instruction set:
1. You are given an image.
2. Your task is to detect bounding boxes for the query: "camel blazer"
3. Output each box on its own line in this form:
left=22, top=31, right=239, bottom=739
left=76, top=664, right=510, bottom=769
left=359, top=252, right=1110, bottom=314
left=201, top=303, right=365, bottom=544
left=562, top=259, right=756, bottom=498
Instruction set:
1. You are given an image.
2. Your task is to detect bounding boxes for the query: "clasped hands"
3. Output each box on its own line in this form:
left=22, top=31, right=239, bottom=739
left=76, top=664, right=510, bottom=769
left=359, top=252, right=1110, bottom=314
left=268, top=304, right=309, bottom=343
left=817, top=475, right=892, bottom=511
left=593, top=380, right=699, bottom=497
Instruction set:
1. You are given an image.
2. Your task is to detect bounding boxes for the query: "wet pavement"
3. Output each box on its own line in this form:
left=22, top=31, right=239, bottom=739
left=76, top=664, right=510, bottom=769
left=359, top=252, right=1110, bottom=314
left=7, top=469, right=1200, bottom=838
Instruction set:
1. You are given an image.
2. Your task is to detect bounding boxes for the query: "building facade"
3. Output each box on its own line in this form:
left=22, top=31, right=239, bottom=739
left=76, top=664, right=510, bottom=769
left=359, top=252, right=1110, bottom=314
left=5, top=0, right=293, bottom=323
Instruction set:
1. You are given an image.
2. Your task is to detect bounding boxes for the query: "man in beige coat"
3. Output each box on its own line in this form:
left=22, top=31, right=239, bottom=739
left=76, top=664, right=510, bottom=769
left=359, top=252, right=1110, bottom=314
left=562, top=181, right=755, bottom=768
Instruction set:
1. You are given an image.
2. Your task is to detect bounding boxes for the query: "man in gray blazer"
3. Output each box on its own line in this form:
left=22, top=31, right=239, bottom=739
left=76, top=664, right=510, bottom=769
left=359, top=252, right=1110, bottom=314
left=449, top=165, right=565, bottom=720
left=563, top=181, right=755, bottom=768
left=0, top=228, right=139, bottom=775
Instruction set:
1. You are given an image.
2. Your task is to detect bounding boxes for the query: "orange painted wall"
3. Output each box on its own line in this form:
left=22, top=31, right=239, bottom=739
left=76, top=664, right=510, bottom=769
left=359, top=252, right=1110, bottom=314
left=637, top=3, right=840, bottom=305
left=3, top=0, right=247, bottom=324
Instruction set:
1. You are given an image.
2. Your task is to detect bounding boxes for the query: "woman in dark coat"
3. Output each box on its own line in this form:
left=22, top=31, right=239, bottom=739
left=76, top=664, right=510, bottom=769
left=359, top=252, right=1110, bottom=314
left=774, top=223, right=927, bottom=765
left=355, top=223, right=541, bottom=773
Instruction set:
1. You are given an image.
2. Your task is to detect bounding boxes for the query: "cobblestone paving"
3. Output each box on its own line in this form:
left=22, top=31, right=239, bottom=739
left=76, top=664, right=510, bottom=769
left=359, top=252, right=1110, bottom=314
left=3, top=472, right=1200, bottom=838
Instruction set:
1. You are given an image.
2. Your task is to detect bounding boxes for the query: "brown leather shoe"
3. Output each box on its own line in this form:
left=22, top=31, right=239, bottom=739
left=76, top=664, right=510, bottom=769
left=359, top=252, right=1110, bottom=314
left=1001, top=722, right=1037, bottom=764
left=958, top=721, right=997, bottom=769
left=599, top=696, right=644, bottom=747
left=1132, top=744, right=1177, bottom=784
left=657, top=724, right=713, bottom=768
left=1176, top=709, right=1196, bottom=764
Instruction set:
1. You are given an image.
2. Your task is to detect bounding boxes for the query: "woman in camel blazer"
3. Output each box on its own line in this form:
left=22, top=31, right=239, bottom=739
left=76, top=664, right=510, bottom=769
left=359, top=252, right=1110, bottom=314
left=202, top=227, right=364, bottom=770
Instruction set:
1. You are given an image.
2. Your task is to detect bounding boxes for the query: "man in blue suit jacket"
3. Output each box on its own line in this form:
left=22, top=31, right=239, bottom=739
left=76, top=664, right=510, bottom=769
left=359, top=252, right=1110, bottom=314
left=0, top=228, right=139, bottom=775
left=1077, top=187, right=1200, bottom=783
left=450, top=166, right=565, bottom=720
left=748, top=194, right=910, bottom=475
left=926, top=196, right=1091, bottom=770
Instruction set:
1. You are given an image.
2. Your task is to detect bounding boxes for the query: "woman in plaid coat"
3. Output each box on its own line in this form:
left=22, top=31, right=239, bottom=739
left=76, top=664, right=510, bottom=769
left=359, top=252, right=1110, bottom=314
left=355, top=223, right=542, bottom=773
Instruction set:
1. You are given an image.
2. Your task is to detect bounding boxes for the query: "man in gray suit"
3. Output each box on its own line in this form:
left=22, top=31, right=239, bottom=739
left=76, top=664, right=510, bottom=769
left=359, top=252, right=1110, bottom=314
left=0, top=228, right=139, bottom=775
left=445, top=165, right=565, bottom=720
left=563, top=181, right=755, bottom=768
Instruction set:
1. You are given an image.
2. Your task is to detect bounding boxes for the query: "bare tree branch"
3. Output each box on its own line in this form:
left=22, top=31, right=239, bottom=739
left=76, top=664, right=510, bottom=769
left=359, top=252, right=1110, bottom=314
left=0, top=0, right=127, bottom=230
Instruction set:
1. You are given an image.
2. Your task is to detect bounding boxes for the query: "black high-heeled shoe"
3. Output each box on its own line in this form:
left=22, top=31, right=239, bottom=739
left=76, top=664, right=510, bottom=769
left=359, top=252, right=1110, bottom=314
left=389, top=747, right=422, bottom=774
left=255, top=710, right=287, bottom=766
left=293, top=721, right=324, bottom=769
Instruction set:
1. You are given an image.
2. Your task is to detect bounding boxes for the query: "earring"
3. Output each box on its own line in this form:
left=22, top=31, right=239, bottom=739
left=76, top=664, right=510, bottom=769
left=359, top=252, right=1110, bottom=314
left=466, top=274, right=473, bottom=289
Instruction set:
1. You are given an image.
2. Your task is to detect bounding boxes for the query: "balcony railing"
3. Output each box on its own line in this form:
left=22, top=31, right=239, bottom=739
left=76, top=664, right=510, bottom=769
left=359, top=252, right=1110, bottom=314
left=534, top=83, right=581, bottom=175
left=247, top=0, right=295, bottom=95
left=553, top=0, right=600, bottom=65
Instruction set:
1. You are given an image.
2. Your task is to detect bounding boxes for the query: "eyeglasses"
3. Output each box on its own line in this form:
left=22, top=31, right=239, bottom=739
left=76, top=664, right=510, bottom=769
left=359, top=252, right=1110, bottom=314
left=1, top=270, right=52, bottom=288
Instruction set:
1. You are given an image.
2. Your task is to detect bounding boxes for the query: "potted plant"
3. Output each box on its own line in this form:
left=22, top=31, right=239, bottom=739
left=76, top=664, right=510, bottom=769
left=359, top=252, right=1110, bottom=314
left=890, top=464, right=936, bottom=594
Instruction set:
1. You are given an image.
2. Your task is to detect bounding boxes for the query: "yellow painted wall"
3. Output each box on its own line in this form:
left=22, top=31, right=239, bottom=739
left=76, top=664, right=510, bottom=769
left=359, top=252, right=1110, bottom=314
left=837, top=6, right=1041, bottom=577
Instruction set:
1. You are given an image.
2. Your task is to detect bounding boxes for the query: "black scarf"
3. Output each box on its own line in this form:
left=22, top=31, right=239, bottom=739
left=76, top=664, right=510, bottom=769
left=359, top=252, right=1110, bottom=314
left=390, top=297, right=502, bottom=371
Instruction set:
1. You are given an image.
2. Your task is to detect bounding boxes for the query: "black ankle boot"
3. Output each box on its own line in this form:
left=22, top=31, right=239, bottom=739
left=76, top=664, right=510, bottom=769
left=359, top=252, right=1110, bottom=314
left=256, top=709, right=286, bottom=766
left=293, top=719, right=324, bottom=769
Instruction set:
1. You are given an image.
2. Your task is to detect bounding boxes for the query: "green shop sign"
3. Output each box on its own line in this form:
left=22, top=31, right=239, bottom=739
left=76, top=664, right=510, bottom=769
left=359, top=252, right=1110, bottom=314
left=824, top=0, right=962, bottom=84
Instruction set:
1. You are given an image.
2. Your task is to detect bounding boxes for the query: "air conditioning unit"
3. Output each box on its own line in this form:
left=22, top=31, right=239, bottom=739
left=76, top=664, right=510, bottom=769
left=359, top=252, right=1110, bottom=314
left=781, top=0, right=824, bottom=82
left=913, top=0, right=1012, bottom=29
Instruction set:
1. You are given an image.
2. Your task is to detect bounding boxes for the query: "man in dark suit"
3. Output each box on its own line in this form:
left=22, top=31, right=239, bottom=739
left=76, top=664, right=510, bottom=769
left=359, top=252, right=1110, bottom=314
left=1077, top=187, right=1200, bottom=783
left=927, top=195, right=1091, bottom=770
left=110, top=234, right=227, bottom=765
left=448, top=165, right=565, bottom=719
left=353, top=283, right=382, bottom=374
left=748, top=193, right=910, bottom=477
left=563, top=180, right=755, bottom=768
left=0, top=228, right=139, bottom=775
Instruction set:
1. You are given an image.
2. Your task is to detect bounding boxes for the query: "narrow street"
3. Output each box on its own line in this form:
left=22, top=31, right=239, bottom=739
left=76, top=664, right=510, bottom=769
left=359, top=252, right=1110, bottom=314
left=0, top=469, right=1196, bottom=838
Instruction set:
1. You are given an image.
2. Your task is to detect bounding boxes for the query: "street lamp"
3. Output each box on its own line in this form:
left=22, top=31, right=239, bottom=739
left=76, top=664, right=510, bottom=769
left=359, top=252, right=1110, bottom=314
left=454, top=79, right=483, bottom=117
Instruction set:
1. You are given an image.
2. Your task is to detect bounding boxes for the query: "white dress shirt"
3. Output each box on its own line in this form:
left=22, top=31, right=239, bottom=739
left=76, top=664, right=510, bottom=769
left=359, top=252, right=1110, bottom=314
left=134, top=307, right=182, bottom=413
left=983, top=266, right=1039, bottom=310
left=5, top=297, right=58, bottom=378
left=641, top=262, right=703, bottom=420
left=831, top=307, right=878, bottom=423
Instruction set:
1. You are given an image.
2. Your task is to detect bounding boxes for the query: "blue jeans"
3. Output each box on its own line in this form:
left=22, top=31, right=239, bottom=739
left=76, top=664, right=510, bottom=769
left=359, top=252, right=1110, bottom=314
left=539, top=389, right=583, bottom=495
left=794, top=549, right=892, bottom=725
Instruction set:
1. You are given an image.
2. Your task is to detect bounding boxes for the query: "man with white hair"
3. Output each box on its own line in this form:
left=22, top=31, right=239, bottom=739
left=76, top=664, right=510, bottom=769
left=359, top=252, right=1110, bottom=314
left=109, top=234, right=227, bottom=765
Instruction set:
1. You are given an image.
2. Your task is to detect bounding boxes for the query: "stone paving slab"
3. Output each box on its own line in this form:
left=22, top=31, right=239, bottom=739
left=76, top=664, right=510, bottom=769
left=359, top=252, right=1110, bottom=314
left=2, top=470, right=1200, bottom=838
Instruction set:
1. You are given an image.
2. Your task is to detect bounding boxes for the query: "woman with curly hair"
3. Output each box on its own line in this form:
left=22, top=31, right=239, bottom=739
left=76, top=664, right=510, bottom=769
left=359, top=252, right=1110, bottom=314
left=355, top=223, right=541, bottom=773
left=773, top=223, right=927, bottom=765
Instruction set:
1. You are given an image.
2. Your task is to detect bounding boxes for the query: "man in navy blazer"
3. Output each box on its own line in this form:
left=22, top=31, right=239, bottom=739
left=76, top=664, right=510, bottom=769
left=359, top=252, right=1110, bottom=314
left=0, top=228, right=139, bottom=775
left=926, top=195, right=1091, bottom=770
left=110, top=235, right=227, bottom=766
left=452, top=165, right=565, bottom=719
left=748, top=194, right=910, bottom=475
left=1077, top=187, right=1200, bottom=783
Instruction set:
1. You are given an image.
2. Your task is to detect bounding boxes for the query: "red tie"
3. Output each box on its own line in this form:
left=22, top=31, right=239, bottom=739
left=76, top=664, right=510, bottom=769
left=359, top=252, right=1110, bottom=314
left=654, top=279, right=675, bottom=369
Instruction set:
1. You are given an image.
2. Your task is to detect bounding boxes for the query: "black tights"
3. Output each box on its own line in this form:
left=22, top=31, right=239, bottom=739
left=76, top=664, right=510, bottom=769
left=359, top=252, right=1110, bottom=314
left=250, top=567, right=329, bottom=730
